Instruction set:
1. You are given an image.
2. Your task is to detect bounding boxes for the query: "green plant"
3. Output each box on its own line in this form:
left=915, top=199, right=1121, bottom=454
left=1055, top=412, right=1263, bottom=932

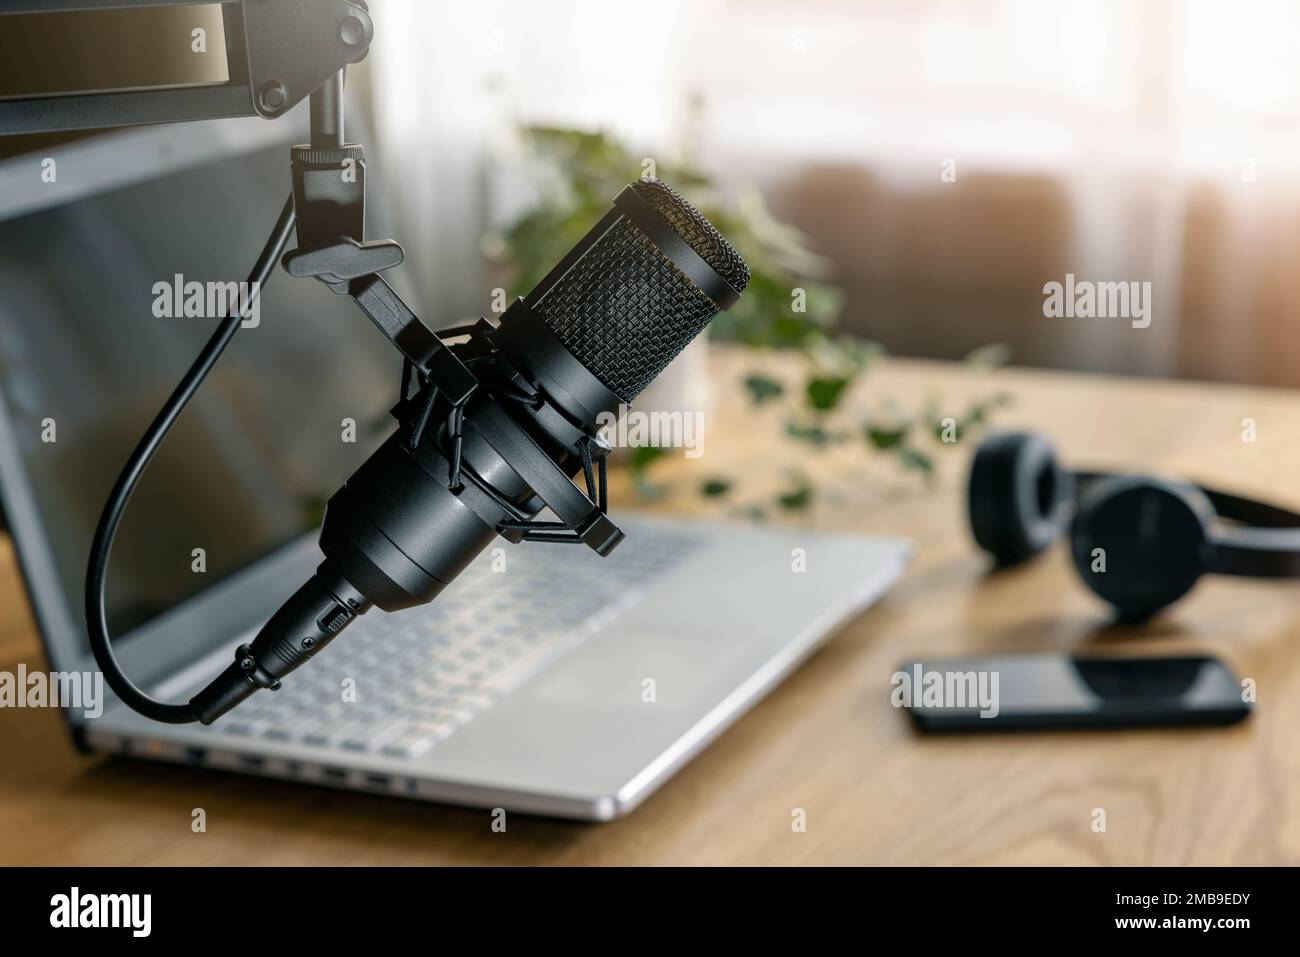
left=486, top=124, right=1009, bottom=515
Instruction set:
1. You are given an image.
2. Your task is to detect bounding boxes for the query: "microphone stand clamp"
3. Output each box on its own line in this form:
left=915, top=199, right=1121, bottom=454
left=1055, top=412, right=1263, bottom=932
left=280, top=145, right=623, bottom=557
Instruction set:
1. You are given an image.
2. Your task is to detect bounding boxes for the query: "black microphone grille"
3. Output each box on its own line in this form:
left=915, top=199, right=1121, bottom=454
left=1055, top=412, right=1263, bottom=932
left=627, top=178, right=752, bottom=294
left=527, top=179, right=750, bottom=402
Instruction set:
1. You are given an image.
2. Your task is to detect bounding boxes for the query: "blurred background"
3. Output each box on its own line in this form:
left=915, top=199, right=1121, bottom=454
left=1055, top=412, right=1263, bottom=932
left=5, top=0, right=1300, bottom=602
left=358, top=0, right=1300, bottom=388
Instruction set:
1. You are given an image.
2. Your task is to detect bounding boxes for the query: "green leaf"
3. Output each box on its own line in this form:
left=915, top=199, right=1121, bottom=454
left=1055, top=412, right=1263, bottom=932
left=786, top=421, right=847, bottom=447
left=805, top=375, right=850, bottom=412
left=898, top=446, right=934, bottom=475
left=629, top=445, right=669, bottom=474
left=866, top=421, right=911, bottom=450
left=743, top=373, right=785, bottom=405
left=776, top=479, right=814, bottom=512
left=835, top=336, right=885, bottom=370
left=701, top=478, right=732, bottom=498
left=793, top=282, right=844, bottom=327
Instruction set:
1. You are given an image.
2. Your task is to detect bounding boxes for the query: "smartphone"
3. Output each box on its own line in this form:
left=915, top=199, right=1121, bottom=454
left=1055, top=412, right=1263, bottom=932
left=898, top=653, right=1250, bottom=732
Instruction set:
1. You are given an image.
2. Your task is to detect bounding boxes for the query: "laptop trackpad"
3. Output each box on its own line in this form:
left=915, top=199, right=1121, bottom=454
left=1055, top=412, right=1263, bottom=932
left=525, top=534, right=906, bottom=714
left=528, top=624, right=735, bottom=713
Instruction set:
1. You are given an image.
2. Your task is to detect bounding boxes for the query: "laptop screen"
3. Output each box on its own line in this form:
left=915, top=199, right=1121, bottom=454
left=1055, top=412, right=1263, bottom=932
left=0, top=120, right=403, bottom=641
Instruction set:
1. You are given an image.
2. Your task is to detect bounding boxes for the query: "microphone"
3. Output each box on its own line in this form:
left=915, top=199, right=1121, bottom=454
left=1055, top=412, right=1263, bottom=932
left=188, top=178, right=750, bottom=723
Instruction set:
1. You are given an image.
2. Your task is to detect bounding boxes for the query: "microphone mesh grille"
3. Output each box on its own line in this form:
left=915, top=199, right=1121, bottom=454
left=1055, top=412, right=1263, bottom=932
left=530, top=179, right=750, bottom=401
left=629, top=178, right=751, bottom=293
left=534, top=217, right=718, bottom=401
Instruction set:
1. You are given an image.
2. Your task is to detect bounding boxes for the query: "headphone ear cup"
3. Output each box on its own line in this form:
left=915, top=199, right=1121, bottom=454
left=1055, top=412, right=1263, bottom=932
left=1070, top=477, right=1213, bottom=621
left=968, top=432, right=1071, bottom=565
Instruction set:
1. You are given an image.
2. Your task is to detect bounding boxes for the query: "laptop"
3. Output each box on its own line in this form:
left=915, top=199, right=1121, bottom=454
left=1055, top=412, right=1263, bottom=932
left=0, top=106, right=910, bottom=820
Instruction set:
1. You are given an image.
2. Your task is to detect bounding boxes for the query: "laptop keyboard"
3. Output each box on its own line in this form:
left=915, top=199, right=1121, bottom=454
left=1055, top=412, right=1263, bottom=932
left=205, top=523, right=705, bottom=759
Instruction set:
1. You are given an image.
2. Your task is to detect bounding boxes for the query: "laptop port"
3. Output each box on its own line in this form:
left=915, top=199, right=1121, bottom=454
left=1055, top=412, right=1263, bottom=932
left=365, top=773, right=391, bottom=788
left=185, top=747, right=206, bottom=764
left=322, top=767, right=348, bottom=781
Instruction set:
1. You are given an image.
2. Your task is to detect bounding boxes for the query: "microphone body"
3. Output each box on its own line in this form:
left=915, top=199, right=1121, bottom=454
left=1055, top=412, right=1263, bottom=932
left=190, top=179, right=749, bottom=724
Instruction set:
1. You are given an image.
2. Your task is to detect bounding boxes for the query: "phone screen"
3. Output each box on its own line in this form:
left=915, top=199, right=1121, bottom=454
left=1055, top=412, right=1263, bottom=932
left=899, top=654, right=1250, bottom=732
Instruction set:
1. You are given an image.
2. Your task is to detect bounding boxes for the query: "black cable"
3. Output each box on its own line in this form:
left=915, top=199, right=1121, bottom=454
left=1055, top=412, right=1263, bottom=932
left=84, top=195, right=297, bottom=725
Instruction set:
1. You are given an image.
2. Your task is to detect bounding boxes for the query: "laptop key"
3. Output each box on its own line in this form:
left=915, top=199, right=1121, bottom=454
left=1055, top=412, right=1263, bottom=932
left=452, top=690, right=496, bottom=711
left=380, top=732, right=436, bottom=759
left=362, top=718, right=411, bottom=752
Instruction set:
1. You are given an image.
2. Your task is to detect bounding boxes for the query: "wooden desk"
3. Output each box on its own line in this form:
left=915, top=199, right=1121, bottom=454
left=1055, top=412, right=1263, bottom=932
left=3, top=350, right=1299, bottom=865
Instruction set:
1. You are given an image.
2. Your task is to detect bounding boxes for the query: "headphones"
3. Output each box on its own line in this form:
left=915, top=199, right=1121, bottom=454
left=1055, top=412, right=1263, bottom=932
left=967, top=431, right=1300, bottom=620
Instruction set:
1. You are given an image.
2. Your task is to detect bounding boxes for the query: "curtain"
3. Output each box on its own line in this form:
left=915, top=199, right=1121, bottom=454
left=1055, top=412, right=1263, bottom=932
left=365, top=0, right=1300, bottom=385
